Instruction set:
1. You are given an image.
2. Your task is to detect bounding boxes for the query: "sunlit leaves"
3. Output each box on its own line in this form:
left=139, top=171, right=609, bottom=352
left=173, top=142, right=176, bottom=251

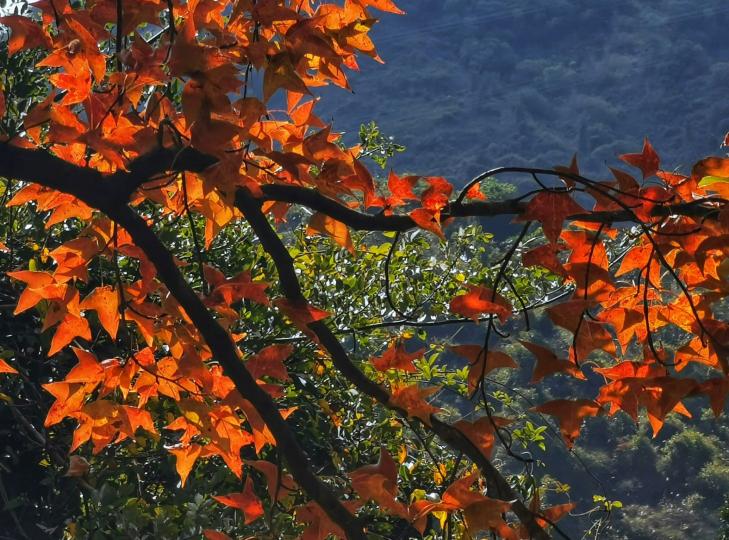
left=353, top=0, right=405, bottom=14
left=349, top=448, right=407, bottom=518
left=371, top=340, right=424, bottom=373
left=0, top=15, right=51, bottom=55
left=408, top=207, right=446, bottom=239
left=245, top=344, right=292, bottom=382
left=410, top=473, right=517, bottom=538
left=170, top=444, right=203, bottom=487
left=306, top=212, right=355, bottom=253
left=388, top=383, right=441, bottom=426
left=80, top=285, right=120, bottom=340
left=693, top=156, right=729, bottom=197
left=213, top=477, right=265, bottom=525
left=519, top=191, right=585, bottom=244
left=450, top=344, right=517, bottom=393
left=450, top=285, right=513, bottom=323
left=64, top=348, right=104, bottom=384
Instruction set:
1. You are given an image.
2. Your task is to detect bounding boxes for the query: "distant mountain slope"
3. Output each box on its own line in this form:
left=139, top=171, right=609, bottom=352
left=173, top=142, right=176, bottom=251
left=318, top=0, right=729, bottom=184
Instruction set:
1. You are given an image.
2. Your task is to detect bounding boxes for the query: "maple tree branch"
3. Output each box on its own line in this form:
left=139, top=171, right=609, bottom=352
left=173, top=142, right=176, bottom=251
left=259, top=183, right=725, bottom=228
left=428, top=416, right=551, bottom=537
left=0, top=143, right=216, bottom=212
left=0, top=143, right=108, bottom=209
left=236, top=189, right=391, bottom=402
left=115, top=0, right=124, bottom=71
left=1, top=143, right=723, bottom=232
left=259, top=183, right=527, bottom=229
left=456, top=165, right=664, bottom=205
left=0, top=145, right=367, bottom=538
left=383, top=231, right=412, bottom=318
left=235, top=189, right=552, bottom=540
left=102, top=205, right=367, bottom=540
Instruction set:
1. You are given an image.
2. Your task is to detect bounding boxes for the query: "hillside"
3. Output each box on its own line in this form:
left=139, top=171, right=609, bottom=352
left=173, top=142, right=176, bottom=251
left=319, top=0, right=729, bottom=182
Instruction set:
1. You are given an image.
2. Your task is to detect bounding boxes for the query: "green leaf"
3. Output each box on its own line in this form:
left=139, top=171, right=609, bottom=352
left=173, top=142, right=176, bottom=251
left=699, top=175, right=729, bottom=187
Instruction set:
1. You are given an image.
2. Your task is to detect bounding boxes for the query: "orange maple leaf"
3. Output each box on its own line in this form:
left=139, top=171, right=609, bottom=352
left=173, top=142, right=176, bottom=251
left=522, top=242, right=569, bottom=278
left=700, top=378, right=729, bottom=417
left=202, top=531, right=233, bottom=540
left=409, top=208, right=445, bottom=239
left=0, top=15, right=51, bottom=55
left=0, top=358, right=18, bottom=375
left=518, top=191, right=585, bottom=244
left=65, top=348, right=104, bottom=384
left=296, top=499, right=362, bottom=540
left=169, top=444, right=203, bottom=487
left=49, top=314, right=92, bottom=356
left=307, top=212, right=355, bottom=253
left=274, top=298, right=330, bottom=331
left=388, top=383, right=441, bottom=426
left=450, top=285, right=512, bottom=323
left=213, top=477, right=265, bottom=524
left=245, top=344, right=292, bottom=381
left=387, top=170, right=419, bottom=207
left=533, top=399, right=603, bottom=449
left=453, top=416, right=513, bottom=460
left=519, top=340, right=585, bottom=383
left=353, top=0, right=405, bottom=14
left=350, top=448, right=407, bottom=518
left=244, top=459, right=297, bottom=502
left=449, top=345, right=517, bottom=392
left=420, top=176, right=453, bottom=213
left=80, top=285, right=120, bottom=340
left=371, top=340, right=424, bottom=373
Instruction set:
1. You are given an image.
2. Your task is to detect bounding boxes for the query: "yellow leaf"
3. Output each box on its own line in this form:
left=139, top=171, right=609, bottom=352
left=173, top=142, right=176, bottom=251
left=433, top=463, right=448, bottom=485
left=397, top=445, right=407, bottom=464
left=432, top=510, right=448, bottom=529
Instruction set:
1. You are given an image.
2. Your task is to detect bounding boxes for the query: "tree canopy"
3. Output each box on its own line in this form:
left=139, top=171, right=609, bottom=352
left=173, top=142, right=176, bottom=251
left=0, top=1, right=728, bottom=538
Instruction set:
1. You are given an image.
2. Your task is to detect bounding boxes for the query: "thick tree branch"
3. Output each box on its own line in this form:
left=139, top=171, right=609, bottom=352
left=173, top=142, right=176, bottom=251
left=1, top=143, right=723, bottom=233
left=102, top=206, right=368, bottom=539
left=235, top=189, right=552, bottom=539
left=260, top=183, right=725, bottom=229
left=0, top=143, right=216, bottom=212
left=258, top=184, right=528, bottom=229
left=236, top=189, right=391, bottom=402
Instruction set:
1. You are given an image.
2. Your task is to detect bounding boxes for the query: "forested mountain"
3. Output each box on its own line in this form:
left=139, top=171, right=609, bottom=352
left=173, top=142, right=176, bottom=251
left=320, top=0, right=729, bottom=182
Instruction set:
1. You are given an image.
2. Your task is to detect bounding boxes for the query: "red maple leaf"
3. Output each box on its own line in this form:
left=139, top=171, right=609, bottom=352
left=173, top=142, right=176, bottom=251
left=619, top=137, right=660, bottom=179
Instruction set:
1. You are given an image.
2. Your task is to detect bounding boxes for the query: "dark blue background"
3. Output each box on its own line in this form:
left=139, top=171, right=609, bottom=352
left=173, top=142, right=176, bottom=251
left=318, top=0, right=729, bottom=184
